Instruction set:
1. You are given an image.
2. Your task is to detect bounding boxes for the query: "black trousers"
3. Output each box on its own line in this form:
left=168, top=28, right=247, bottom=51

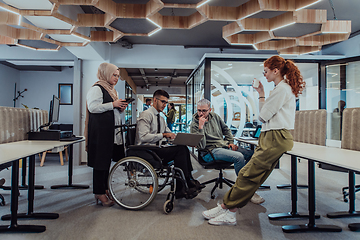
left=149, top=145, right=193, bottom=181
left=93, top=144, right=125, bottom=194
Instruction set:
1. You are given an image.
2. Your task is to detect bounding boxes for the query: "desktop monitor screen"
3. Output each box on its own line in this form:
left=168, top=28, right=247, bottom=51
left=49, top=95, right=60, bottom=124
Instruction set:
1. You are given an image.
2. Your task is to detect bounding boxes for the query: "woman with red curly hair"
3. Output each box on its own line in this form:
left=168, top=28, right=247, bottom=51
left=202, top=55, right=305, bottom=226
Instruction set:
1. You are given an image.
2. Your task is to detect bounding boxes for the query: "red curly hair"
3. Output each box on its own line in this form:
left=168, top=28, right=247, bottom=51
left=264, top=56, right=305, bottom=97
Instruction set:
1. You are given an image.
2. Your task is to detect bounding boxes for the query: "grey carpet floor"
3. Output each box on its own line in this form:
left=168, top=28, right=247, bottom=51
left=0, top=153, right=359, bottom=240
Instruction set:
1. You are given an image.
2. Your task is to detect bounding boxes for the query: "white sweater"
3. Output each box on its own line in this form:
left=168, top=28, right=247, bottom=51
left=259, top=80, right=295, bottom=132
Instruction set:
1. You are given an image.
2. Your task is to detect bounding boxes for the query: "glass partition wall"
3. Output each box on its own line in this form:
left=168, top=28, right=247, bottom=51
left=325, top=59, right=360, bottom=147
left=186, top=57, right=319, bottom=137
left=185, top=63, right=205, bottom=132
left=125, top=82, right=133, bottom=124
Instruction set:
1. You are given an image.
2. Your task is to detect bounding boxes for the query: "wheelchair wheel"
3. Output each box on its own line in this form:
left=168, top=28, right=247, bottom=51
left=108, top=157, right=158, bottom=210
left=163, top=200, right=174, bottom=214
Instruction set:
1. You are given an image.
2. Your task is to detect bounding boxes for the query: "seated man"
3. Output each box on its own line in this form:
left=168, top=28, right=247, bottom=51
left=190, top=99, right=264, bottom=204
left=135, top=89, right=203, bottom=199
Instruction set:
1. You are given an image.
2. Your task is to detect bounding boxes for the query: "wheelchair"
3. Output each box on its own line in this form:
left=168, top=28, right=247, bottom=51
left=108, top=124, right=191, bottom=214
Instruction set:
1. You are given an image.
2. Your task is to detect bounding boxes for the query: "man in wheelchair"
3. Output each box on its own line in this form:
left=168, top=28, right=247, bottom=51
left=134, top=89, right=204, bottom=199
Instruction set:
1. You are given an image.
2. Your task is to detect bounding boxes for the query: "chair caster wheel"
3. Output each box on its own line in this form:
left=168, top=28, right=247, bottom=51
left=163, top=200, right=174, bottom=214
left=211, top=195, right=215, bottom=199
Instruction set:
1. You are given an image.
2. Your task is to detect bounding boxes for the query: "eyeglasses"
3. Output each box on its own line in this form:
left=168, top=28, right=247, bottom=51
left=156, top=98, right=168, bottom=105
left=197, top=109, right=209, bottom=113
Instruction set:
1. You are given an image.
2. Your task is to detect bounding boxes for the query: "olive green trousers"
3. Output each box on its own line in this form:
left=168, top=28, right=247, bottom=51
left=223, top=129, right=294, bottom=209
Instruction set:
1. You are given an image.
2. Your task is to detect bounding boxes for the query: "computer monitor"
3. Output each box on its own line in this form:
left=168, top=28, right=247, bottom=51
left=252, top=125, right=262, bottom=138
left=49, top=95, right=60, bottom=124
left=40, top=95, right=60, bottom=130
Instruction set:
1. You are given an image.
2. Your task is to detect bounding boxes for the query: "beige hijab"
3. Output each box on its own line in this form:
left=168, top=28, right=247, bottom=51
left=84, top=62, right=119, bottom=151
left=94, top=62, right=119, bottom=101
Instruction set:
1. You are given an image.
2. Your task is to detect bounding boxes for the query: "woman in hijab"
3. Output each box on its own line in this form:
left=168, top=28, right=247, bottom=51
left=85, top=62, right=128, bottom=207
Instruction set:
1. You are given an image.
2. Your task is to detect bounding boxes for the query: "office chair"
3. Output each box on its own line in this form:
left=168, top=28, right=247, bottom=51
left=197, top=149, right=235, bottom=199
left=0, top=162, right=11, bottom=206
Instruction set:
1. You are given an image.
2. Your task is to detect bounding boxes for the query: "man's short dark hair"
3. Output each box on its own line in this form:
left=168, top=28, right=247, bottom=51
left=153, top=89, right=169, bottom=99
left=145, top=98, right=151, bottom=103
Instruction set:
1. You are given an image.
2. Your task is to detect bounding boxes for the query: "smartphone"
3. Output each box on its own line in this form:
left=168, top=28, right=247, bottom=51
left=123, top=97, right=135, bottom=103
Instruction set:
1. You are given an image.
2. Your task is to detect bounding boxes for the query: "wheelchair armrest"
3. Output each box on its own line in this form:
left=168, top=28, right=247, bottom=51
left=127, top=145, right=163, bottom=167
left=128, top=145, right=159, bottom=151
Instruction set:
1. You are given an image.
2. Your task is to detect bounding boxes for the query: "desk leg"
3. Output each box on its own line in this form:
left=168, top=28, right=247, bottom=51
left=51, top=144, right=89, bottom=189
left=1, top=157, right=44, bottom=191
left=269, top=156, right=316, bottom=220
left=276, top=157, right=307, bottom=189
left=282, top=160, right=342, bottom=233
left=327, top=170, right=360, bottom=218
left=2, top=155, right=59, bottom=221
left=0, top=160, right=45, bottom=233
left=348, top=223, right=360, bottom=231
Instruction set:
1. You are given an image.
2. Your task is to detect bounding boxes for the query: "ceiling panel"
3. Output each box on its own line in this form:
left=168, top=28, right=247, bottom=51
left=48, top=34, right=86, bottom=43
left=110, top=19, right=156, bottom=34
left=274, top=24, right=322, bottom=38
left=162, top=0, right=201, bottom=4
left=3, top=0, right=52, bottom=10
left=159, top=8, right=198, bottom=17
left=112, top=0, right=150, bottom=3
left=0, top=0, right=358, bottom=57
left=209, top=0, right=250, bottom=7
left=24, top=16, right=72, bottom=30
left=126, top=68, right=193, bottom=87
left=18, top=39, right=58, bottom=48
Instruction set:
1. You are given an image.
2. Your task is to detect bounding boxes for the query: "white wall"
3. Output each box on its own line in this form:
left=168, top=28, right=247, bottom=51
left=19, top=67, right=74, bottom=124
left=0, top=64, right=20, bottom=107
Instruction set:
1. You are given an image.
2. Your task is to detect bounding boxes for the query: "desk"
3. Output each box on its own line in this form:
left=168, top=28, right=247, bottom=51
left=0, top=138, right=87, bottom=233
left=0, top=141, right=55, bottom=233
left=235, top=138, right=360, bottom=232
left=241, top=128, right=256, bottom=137
left=235, top=137, right=307, bottom=216
left=50, top=138, right=89, bottom=190
left=281, top=143, right=360, bottom=233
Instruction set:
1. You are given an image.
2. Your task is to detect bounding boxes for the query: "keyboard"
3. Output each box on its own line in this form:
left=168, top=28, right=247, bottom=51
left=60, top=136, right=83, bottom=142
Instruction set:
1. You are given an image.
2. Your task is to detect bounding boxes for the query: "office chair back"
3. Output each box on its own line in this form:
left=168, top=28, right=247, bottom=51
left=293, top=109, right=327, bottom=146
left=341, top=108, right=360, bottom=151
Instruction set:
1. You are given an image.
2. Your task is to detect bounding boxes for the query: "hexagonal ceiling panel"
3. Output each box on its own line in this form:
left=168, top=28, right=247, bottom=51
left=0, top=0, right=354, bottom=54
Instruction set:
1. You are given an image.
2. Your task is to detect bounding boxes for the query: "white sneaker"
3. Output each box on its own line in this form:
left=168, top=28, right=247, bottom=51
left=202, top=203, right=227, bottom=220
left=250, top=192, right=265, bottom=204
left=208, top=210, right=237, bottom=226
